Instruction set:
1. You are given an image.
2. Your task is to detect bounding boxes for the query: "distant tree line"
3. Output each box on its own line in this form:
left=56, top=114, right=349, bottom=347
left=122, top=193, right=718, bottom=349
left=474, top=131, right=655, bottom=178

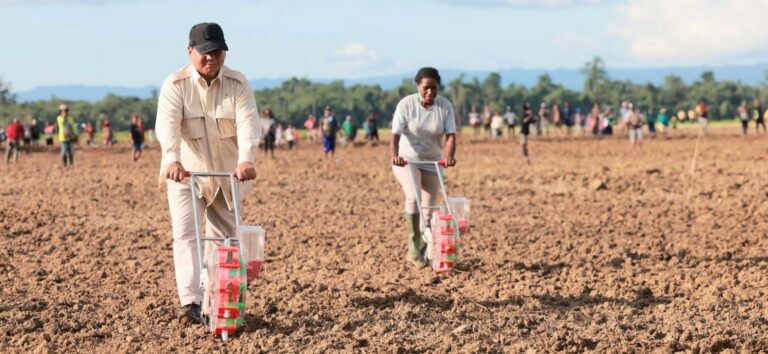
left=2, top=57, right=768, bottom=130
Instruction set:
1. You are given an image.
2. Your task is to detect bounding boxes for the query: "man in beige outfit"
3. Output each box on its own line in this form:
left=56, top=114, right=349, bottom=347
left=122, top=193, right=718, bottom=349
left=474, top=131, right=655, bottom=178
left=156, top=22, right=261, bottom=324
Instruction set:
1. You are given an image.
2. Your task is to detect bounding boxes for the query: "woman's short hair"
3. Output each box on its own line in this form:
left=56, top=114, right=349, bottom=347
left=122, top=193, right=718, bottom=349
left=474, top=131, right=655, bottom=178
left=414, top=67, right=441, bottom=85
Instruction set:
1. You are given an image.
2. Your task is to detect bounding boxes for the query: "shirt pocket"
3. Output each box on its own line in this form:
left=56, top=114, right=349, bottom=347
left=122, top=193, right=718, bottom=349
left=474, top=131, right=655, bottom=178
left=216, top=117, right=236, bottom=139
left=181, top=104, right=205, bottom=139
left=216, top=99, right=237, bottom=139
left=181, top=117, right=205, bottom=139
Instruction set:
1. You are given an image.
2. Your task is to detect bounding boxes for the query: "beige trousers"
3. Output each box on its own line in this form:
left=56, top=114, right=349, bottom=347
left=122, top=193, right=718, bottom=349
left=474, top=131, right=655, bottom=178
left=392, top=165, right=441, bottom=215
left=167, top=180, right=238, bottom=306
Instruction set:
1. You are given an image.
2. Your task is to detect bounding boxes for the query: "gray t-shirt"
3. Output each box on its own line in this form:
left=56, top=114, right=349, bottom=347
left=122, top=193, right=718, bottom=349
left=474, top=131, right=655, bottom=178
left=392, top=93, right=456, bottom=164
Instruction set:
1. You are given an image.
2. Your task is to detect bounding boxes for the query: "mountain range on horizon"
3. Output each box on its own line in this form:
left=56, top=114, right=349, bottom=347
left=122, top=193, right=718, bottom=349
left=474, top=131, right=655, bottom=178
left=13, top=63, right=768, bottom=103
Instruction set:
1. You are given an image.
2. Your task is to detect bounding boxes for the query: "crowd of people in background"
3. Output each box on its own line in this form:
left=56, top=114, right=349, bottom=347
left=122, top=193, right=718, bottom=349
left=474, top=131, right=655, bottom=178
left=2, top=117, right=42, bottom=163
left=0, top=101, right=382, bottom=165
left=252, top=105, right=381, bottom=160
left=2, top=96, right=766, bottom=165
left=737, top=99, right=767, bottom=136
left=0, top=104, right=151, bottom=165
left=464, top=99, right=768, bottom=150
left=452, top=98, right=768, bottom=158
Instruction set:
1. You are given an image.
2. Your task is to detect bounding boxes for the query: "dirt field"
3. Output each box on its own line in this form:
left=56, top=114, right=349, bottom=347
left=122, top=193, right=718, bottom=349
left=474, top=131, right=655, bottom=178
left=2, top=126, right=768, bottom=353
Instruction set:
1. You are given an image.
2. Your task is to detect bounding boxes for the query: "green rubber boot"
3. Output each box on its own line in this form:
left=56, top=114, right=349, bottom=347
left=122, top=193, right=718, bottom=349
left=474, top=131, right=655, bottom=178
left=405, top=213, right=427, bottom=267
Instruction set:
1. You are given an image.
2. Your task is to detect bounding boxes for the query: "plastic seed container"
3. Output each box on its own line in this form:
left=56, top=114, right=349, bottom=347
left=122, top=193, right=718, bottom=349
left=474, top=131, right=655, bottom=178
left=448, top=197, right=471, bottom=234
left=237, top=225, right=265, bottom=284
left=208, top=246, right=247, bottom=337
left=431, top=211, right=461, bottom=273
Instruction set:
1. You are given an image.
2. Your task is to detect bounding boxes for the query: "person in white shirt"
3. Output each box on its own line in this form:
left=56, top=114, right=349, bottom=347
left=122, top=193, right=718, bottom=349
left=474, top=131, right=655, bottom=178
left=285, top=124, right=296, bottom=149
left=503, top=106, right=517, bottom=140
left=468, top=105, right=480, bottom=139
left=275, top=123, right=284, bottom=148
left=490, top=111, right=504, bottom=138
left=391, top=67, right=457, bottom=268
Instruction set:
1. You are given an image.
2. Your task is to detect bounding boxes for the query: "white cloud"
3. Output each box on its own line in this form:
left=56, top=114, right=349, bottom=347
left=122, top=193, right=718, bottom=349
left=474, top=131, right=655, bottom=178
left=330, top=42, right=379, bottom=73
left=611, top=0, right=768, bottom=62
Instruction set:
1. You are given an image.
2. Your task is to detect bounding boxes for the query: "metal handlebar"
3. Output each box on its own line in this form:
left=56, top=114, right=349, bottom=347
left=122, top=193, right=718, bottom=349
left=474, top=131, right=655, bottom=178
left=178, top=171, right=243, bottom=275
left=403, top=159, right=454, bottom=228
left=183, top=171, right=239, bottom=178
left=403, top=160, right=447, bottom=167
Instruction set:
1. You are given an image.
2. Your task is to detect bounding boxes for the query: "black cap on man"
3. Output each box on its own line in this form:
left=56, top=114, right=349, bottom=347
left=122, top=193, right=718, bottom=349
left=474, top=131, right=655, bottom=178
left=189, top=22, right=228, bottom=54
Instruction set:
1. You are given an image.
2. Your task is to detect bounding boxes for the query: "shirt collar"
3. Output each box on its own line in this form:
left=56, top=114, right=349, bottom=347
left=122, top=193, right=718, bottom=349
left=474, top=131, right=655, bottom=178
left=190, top=64, right=224, bottom=87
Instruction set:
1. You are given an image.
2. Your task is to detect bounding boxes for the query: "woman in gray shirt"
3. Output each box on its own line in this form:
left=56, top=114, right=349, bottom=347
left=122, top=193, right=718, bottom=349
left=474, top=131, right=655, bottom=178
left=391, top=67, right=457, bottom=267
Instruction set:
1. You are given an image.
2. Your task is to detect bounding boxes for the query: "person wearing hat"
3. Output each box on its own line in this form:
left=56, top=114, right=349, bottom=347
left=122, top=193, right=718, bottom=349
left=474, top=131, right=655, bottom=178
left=56, top=104, right=78, bottom=167
left=155, top=22, right=261, bottom=324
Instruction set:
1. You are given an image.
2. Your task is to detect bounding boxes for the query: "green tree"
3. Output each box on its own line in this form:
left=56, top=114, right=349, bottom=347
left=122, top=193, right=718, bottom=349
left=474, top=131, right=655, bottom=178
left=581, top=56, right=609, bottom=103
left=544, top=87, right=580, bottom=107
left=480, top=72, right=503, bottom=110
left=625, top=82, right=658, bottom=110
left=688, top=71, right=719, bottom=117
left=659, top=75, right=687, bottom=113
left=530, top=74, right=556, bottom=104
left=5, top=64, right=768, bottom=127
left=446, top=74, right=468, bottom=124
left=0, top=76, right=16, bottom=104
left=501, top=83, right=528, bottom=111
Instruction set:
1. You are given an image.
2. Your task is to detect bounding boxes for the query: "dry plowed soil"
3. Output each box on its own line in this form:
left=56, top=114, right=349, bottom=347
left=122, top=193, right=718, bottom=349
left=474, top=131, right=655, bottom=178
left=2, top=127, right=768, bottom=353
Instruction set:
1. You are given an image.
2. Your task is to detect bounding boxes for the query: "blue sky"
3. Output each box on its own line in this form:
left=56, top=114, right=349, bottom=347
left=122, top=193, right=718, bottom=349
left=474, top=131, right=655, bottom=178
left=2, top=0, right=767, bottom=90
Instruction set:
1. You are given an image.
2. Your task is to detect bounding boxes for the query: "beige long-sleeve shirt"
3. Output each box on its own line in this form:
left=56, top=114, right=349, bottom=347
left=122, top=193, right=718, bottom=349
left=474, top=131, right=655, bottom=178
left=156, top=63, right=261, bottom=209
